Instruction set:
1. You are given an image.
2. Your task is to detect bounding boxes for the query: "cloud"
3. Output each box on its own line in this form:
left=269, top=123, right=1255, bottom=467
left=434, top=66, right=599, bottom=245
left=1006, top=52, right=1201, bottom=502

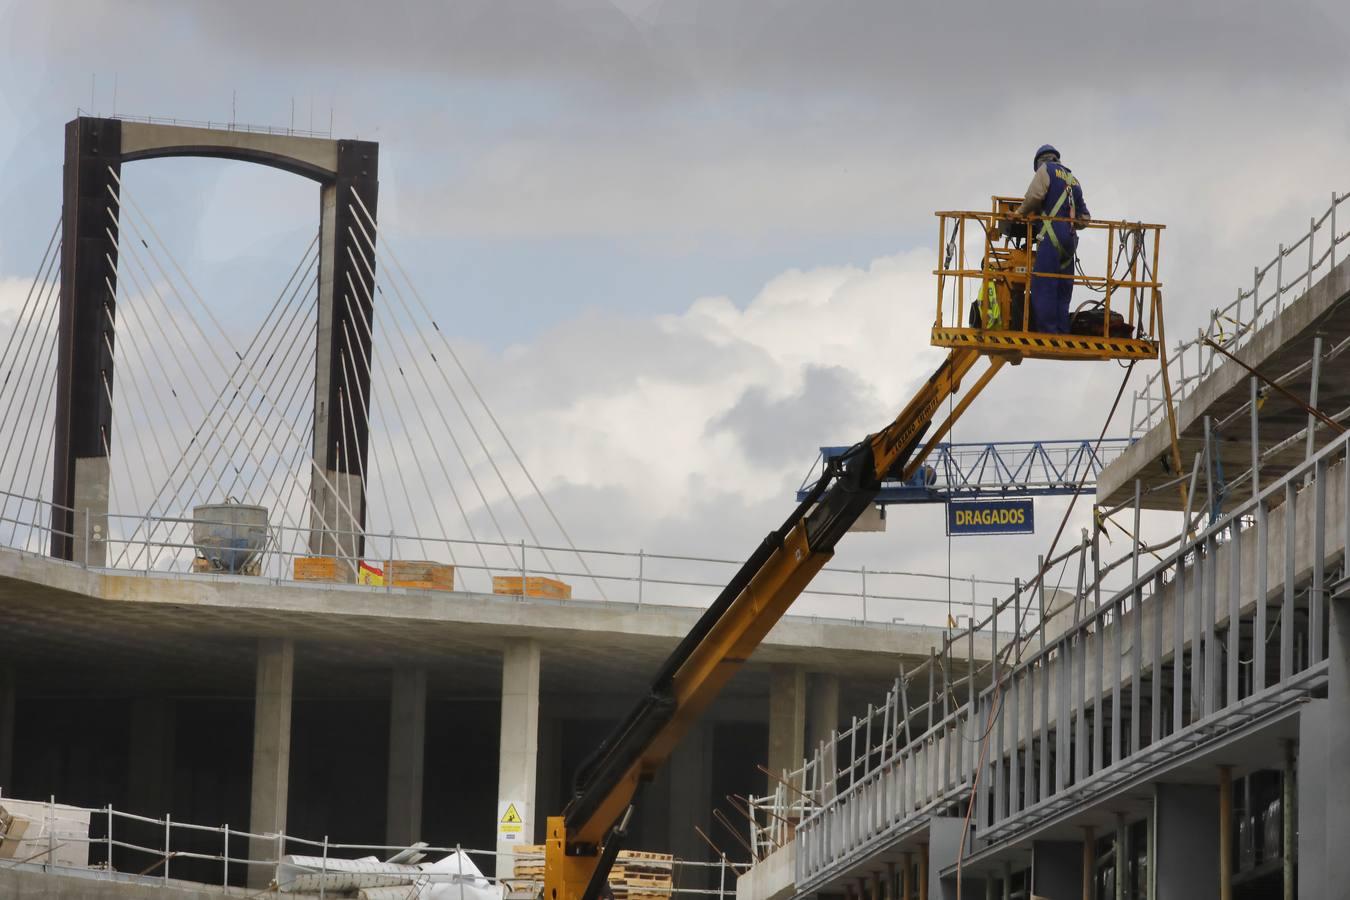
left=707, top=364, right=881, bottom=467
left=1, top=0, right=1345, bottom=622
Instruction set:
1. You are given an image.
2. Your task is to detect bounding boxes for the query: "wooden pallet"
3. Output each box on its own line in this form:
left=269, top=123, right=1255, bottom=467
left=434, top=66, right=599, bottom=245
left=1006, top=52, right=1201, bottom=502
left=512, top=846, right=672, bottom=891
left=493, top=576, right=572, bottom=600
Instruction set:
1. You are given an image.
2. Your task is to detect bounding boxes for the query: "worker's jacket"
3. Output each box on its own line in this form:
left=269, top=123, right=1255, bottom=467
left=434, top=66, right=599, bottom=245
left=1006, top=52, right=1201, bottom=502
left=1017, top=161, right=1090, bottom=262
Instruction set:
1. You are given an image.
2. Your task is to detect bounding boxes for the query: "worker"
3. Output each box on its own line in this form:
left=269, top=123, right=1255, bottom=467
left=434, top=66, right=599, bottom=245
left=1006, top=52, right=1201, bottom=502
left=1003, top=144, right=1090, bottom=333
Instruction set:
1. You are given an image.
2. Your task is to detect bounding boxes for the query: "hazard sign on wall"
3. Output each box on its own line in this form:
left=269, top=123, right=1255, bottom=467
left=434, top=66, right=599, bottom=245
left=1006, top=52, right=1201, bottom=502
left=497, top=800, right=528, bottom=842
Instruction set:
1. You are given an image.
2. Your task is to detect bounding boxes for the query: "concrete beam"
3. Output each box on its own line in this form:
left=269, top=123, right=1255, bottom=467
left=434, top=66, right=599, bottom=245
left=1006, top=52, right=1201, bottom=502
left=768, top=666, right=806, bottom=792
left=248, top=638, right=294, bottom=887
left=386, top=667, right=427, bottom=849
left=496, top=640, right=540, bottom=875
left=118, top=121, right=339, bottom=180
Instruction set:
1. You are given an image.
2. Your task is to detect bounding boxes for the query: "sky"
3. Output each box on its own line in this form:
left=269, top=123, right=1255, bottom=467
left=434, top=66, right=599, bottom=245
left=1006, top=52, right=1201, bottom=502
left=1, top=0, right=1348, bottom=626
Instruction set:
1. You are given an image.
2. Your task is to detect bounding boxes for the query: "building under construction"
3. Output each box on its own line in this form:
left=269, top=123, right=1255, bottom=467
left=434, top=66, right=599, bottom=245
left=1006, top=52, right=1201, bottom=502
left=0, top=116, right=1348, bottom=900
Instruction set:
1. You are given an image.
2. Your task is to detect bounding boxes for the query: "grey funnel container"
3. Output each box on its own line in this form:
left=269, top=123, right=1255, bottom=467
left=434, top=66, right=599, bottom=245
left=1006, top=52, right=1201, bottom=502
left=192, top=503, right=268, bottom=573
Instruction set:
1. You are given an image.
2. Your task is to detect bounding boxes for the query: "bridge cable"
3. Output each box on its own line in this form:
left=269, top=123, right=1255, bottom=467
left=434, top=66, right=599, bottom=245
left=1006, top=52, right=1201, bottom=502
left=344, top=218, right=529, bottom=574
left=100, top=194, right=323, bottom=550
left=0, top=261, right=63, bottom=535
left=337, top=291, right=466, bottom=572
left=341, top=254, right=497, bottom=577
left=106, top=173, right=364, bottom=555
left=340, top=260, right=493, bottom=582
left=107, top=230, right=326, bottom=568
left=0, top=237, right=61, bottom=492
left=338, top=318, right=404, bottom=563
left=350, top=196, right=606, bottom=598
left=116, top=224, right=320, bottom=534
left=343, top=227, right=534, bottom=578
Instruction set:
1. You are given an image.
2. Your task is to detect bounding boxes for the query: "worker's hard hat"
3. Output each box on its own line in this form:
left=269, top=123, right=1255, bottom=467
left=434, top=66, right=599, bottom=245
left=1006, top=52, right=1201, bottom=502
left=1033, top=144, right=1060, bottom=169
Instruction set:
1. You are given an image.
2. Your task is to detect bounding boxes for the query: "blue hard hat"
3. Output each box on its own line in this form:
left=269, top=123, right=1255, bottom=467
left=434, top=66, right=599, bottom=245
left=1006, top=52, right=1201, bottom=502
left=1033, top=144, right=1060, bottom=169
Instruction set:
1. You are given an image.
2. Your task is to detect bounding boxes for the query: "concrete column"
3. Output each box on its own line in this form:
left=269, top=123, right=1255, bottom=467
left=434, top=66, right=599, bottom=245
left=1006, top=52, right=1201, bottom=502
left=768, top=666, right=806, bottom=792
left=1030, top=839, right=1084, bottom=900
left=808, top=673, right=841, bottom=754
left=668, top=724, right=713, bottom=885
left=72, top=459, right=110, bottom=566
left=0, top=665, right=14, bottom=791
left=497, top=640, right=540, bottom=876
left=1299, top=700, right=1326, bottom=900
left=534, top=714, right=563, bottom=846
left=386, top=667, right=427, bottom=849
left=1321, top=588, right=1350, bottom=892
left=309, top=141, right=378, bottom=561
left=127, top=697, right=175, bottom=816
left=927, top=816, right=968, bottom=900
left=1153, top=783, right=1219, bottom=900
left=249, top=638, right=294, bottom=888
left=50, top=117, right=121, bottom=563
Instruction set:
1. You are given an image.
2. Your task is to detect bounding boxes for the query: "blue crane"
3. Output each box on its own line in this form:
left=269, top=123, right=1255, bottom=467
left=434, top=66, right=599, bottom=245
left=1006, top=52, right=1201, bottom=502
left=796, top=438, right=1135, bottom=504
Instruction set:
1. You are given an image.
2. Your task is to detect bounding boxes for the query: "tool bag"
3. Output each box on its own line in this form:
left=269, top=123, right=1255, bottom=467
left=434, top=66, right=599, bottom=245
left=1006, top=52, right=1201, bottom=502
left=1069, top=301, right=1134, bottom=339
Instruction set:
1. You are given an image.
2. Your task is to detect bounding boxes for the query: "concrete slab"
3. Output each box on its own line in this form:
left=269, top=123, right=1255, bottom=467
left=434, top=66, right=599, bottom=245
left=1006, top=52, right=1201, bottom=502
left=1100, top=255, right=1350, bottom=510
left=0, top=546, right=986, bottom=702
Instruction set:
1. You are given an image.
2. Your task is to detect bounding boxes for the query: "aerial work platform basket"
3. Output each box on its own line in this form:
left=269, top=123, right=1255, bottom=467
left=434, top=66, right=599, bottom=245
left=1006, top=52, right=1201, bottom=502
left=931, top=196, right=1164, bottom=362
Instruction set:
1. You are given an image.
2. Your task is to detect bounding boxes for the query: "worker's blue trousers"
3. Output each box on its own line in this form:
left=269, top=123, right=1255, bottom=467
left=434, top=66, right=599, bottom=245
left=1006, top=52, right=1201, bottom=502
left=1030, top=231, right=1074, bottom=333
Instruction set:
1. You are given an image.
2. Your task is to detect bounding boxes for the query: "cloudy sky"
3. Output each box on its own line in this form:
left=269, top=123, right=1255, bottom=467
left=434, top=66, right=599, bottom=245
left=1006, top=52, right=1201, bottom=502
left=1, top=0, right=1348, bottom=625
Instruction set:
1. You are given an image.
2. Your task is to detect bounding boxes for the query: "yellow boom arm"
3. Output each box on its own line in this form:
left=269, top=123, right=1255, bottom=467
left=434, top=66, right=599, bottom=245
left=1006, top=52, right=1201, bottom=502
left=545, top=345, right=1001, bottom=900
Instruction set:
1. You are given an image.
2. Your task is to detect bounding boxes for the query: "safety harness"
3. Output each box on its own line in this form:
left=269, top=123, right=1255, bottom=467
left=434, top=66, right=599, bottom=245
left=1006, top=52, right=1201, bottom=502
left=1038, top=164, right=1079, bottom=269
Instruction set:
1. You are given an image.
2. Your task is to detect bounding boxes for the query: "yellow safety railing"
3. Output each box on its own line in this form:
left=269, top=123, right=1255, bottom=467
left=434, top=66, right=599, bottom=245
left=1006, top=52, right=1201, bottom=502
left=931, top=196, right=1165, bottom=361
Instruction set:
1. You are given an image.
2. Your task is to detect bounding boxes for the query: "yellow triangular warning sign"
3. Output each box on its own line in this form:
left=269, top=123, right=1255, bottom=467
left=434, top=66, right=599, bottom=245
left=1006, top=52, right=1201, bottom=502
left=500, top=803, right=523, bottom=824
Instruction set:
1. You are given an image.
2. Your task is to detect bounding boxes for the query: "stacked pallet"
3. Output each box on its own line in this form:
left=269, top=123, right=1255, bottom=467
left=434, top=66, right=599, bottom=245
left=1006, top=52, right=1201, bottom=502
left=510, top=847, right=672, bottom=899
left=610, top=850, right=674, bottom=900
left=493, top=576, right=572, bottom=600
left=384, top=560, right=456, bottom=591
left=293, top=556, right=354, bottom=583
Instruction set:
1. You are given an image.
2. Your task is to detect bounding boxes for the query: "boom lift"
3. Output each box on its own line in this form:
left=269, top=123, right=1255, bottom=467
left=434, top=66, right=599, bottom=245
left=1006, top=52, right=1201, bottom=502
left=543, top=201, right=1166, bottom=900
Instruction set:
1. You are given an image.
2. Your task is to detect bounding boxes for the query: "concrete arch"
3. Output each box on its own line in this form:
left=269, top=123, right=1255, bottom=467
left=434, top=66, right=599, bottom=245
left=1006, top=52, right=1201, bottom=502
left=52, top=115, right=379, bottom=564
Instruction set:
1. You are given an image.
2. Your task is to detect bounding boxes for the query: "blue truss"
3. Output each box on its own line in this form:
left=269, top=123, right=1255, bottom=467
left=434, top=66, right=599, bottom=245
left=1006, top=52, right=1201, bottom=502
left=795, top=438, right=1135, bottom=504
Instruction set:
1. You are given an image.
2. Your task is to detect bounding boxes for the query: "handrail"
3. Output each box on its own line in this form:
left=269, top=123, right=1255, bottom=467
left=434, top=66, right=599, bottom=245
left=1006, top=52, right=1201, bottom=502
left=758, top=426, right=1348, bottom=879
left=0, top=791, right=737, bottom=896
left=1131, top=190, right=1350, bottom=435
